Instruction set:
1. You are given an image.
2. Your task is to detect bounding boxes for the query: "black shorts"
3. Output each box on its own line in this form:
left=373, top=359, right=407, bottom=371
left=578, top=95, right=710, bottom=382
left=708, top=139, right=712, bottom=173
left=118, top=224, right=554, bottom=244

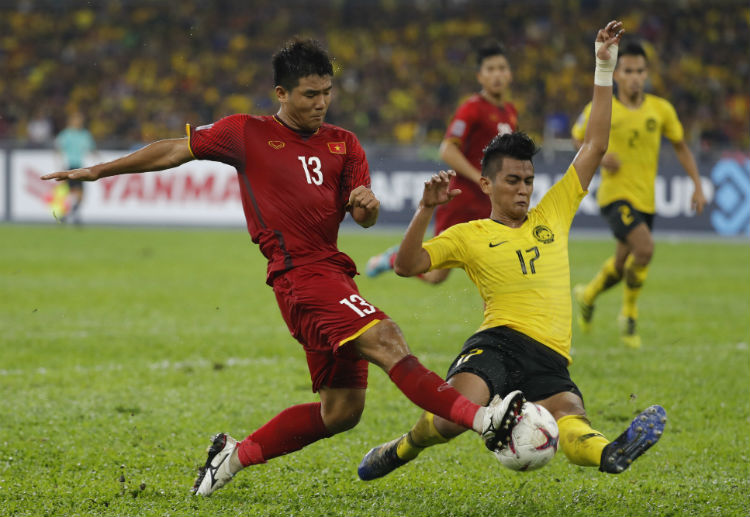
left=65, top=163, right=84, bottom=190
left=600, top=200, right=654, bottom=242
left=445, top=326, right=583, bottom=403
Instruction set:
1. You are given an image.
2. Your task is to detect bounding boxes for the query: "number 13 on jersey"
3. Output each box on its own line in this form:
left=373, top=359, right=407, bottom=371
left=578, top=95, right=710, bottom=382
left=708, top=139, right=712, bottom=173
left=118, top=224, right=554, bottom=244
left=339, top=294, right=376, bottom=317
left=298, top=155, right=323, bottom=185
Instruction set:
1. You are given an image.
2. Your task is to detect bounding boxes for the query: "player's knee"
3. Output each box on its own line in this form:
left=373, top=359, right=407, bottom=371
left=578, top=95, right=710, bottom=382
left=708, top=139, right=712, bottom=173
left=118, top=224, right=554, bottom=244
left=354, top=319, right=411, bottom=371
left=552, top=406, right=587, bottom=422
left=321, top=405, right=364, bottom=434
left=632, top=243, right=654, bottom=265
left=629, top=232, right=654, bottom=265
left=535, top=391, right=586, bottom=421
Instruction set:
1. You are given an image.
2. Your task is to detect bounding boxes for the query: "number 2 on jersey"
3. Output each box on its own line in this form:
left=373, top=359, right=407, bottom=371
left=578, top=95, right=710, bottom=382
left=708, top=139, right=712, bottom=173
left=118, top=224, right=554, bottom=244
left=627, top=129, right=640, bottom=148
left=298, top=156, right=323, bottom=185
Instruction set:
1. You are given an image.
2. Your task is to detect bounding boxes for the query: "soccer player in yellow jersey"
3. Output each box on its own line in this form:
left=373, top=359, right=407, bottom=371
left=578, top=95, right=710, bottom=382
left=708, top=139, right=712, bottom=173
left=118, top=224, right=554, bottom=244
left=358, top=21, right=667, bottom=480
left=571, top=42, right=707, bottom=348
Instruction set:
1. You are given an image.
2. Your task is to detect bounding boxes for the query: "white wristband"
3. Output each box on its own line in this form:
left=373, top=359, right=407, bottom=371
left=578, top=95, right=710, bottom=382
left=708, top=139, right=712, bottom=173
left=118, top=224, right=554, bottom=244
left=594, top=41, right=618, bottom=86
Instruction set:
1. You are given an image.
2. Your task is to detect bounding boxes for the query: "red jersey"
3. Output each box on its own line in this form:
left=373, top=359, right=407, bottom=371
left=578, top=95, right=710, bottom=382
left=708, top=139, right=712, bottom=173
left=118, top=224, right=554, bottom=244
left=188, top=114, right=370, bottom=283
left=435, top=94, right=518, bottom=233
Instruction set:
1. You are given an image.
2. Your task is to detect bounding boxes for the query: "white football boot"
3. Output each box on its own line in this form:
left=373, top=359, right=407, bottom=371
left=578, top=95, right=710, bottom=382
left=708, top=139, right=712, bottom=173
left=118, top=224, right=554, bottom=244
left=192, top=433, right=238, bottom=496
left=481, top=390, right=526, bottom=451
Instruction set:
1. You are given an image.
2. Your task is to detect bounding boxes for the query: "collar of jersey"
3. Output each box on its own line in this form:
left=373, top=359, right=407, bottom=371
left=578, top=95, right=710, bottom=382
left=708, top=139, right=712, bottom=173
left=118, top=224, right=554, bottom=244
left=272, top=115, right=320, bottom=138
left=490, top=217, right=527, bottom=227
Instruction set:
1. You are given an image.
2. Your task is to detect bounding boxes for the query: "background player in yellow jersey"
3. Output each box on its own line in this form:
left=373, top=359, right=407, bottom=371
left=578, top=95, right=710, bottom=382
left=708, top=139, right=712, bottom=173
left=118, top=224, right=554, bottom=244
left=358, top=21, right=667, bottom=480
left=571, top=41, right=707, bottom=349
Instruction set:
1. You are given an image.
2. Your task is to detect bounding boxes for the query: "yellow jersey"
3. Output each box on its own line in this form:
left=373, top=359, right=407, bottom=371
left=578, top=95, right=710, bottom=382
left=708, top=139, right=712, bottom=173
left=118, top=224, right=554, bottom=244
left=423, top=165, right=586, bottom=363
left=571, top=94, right=684, bottom=213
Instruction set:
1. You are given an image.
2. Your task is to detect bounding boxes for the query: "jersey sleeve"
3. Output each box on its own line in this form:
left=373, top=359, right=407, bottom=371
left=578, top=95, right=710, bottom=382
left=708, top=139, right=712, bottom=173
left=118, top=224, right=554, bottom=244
left=443, top=100, right=476, bottom=145
left=659, top=99, right=685, bottom=143
left=339, top=134, right=371, bottom=207
left=423, top=224, right=468, bottom=271
left=187, top=115, right=246, bottom=168
left=571, top=103, right=592, bottom=141
left=535, top=165, right=587, bottom=230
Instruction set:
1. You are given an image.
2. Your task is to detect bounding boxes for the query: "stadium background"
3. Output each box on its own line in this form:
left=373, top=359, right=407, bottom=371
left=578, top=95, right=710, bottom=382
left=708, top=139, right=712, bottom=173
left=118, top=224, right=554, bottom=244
left=1, top=4, right=748, bottom=515
left=1, top=0, right=748, bottom=235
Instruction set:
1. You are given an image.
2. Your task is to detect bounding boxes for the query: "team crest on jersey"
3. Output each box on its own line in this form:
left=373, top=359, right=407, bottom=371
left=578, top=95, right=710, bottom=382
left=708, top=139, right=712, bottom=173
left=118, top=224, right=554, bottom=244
left=268, top=140, right=285, bottom=150
left=645, top=118, right=657, bottom=132
left=533, top=225, right=555, bottom=244
left=328, top=142, right=346, bottom=154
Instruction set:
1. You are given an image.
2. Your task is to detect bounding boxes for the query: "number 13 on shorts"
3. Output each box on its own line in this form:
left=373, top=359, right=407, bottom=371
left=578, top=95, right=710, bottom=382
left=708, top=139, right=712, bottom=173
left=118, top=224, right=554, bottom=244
left=339, top=294, right=377, bottom=317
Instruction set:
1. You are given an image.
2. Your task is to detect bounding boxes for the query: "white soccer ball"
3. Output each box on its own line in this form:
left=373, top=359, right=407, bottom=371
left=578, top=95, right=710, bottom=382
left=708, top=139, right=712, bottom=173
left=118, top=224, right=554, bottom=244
left=494, top=402, right=559, bottom=471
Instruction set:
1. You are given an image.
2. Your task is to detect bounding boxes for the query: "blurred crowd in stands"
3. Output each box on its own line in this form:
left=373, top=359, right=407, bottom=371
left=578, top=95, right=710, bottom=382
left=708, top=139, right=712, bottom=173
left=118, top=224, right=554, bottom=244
left=1, top=0, right=747, bottom=151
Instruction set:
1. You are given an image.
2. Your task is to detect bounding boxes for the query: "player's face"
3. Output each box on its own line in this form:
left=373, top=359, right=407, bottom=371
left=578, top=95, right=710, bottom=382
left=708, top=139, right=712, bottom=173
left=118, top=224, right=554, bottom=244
left=477, top=55, right=512, bottom=97
left=481, top=157, right=534, bottom=221
left=614, top=55, right=648, bottom=99
left=276, top=74, right=333, bottom=132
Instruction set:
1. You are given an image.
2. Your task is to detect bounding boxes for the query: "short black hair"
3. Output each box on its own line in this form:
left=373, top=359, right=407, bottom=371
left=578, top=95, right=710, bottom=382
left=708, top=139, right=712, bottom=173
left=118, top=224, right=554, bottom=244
left=481, top=132, right=539, bottom=178
left=273, top=38, right=334, bottom=91
left=477, top=40, right=507, bottom=67
left=617, top=40, right=648, bottom=64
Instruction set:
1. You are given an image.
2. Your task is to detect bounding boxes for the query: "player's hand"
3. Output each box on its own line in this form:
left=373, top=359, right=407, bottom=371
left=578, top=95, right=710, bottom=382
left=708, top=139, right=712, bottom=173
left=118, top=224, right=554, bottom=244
left=41, top=168, right=98, bottom=182
left=601, top=153, right=621, bottom=172
left=420, top=170, right=462, bottom=209
left=692, top=187, right=707, bottom=215
left=596, top=20, right=624, bottom=59
left=347, top=186, right=380, bottom=213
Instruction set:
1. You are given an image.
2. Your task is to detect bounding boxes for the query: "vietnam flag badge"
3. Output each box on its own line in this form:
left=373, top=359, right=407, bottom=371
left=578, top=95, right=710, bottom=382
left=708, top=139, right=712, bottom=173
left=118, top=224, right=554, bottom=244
left=327, top=142, right=346, bottom=154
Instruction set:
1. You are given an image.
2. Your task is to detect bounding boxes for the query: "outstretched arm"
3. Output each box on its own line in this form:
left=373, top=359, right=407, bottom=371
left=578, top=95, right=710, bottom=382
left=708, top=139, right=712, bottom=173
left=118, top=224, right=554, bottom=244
left=672, top=140, right=707, bottom=214
left=41, top=138, right=194, bottom=182
left=572, top=20, right=624, bottom=190
left=394, top=170, right=461, bottom=277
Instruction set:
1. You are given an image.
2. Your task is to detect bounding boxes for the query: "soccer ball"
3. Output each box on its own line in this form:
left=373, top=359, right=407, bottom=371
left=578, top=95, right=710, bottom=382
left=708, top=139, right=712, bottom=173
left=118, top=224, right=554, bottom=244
left=494, top=402, right=559, bottom=471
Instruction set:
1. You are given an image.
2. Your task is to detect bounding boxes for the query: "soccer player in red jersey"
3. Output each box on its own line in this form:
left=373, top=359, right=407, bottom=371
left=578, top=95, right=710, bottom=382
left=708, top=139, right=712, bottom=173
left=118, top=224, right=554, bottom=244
left=366, top=41, right=517, bottom=284
left=42, top=38, right=525, bottom=496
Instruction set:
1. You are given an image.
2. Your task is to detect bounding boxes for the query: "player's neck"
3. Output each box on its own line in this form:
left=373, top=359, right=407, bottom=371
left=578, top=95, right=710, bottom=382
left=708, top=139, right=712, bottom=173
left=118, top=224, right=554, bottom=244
left=617, top=91, right=644, bottom=109
left=490, top=212, right=526, bottom=228
left=275, top=111, right=316, bottom=136
left=480, top=89, right=505, bottom=106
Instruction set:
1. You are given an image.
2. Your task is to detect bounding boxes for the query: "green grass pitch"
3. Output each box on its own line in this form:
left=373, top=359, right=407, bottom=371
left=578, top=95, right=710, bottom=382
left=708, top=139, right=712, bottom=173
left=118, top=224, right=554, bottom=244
left=2, top=224, right=748, bottom=516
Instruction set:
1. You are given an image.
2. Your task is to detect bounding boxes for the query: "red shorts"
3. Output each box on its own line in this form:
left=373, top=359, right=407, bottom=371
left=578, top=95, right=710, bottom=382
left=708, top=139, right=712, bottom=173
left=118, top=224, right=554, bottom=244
left=433, top=191, right=491, bottom=234
left=272, top=262, right=389, bottom=392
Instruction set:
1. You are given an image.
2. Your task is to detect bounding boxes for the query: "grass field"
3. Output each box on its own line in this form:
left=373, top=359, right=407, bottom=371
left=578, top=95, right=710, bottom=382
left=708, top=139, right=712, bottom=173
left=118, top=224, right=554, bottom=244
left=2, top=224, right=748, bottom=517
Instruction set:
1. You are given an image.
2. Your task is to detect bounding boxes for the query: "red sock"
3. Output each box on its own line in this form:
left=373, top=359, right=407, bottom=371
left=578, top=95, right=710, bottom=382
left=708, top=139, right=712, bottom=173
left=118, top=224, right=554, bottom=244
left=236, top=403, right=332, bottom=466
left=388, top=355, right=480, bottom=430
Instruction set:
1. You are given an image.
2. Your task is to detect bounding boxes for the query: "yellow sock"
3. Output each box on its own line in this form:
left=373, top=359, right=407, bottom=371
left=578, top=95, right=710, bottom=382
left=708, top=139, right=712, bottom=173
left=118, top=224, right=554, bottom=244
left=583, top=256, right=622, bottom=304
left=557, top=414, right=609, bottom=467
left=623, top=255, right=649, bottom=319
left=396, top=412, right=450, bottom=461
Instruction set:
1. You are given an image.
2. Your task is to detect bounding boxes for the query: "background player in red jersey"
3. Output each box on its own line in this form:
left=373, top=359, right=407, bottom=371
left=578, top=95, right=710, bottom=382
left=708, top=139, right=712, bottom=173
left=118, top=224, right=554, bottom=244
left=42, top=38, right=525, bottom=497
left=366, top=40, right=518, bottom=284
